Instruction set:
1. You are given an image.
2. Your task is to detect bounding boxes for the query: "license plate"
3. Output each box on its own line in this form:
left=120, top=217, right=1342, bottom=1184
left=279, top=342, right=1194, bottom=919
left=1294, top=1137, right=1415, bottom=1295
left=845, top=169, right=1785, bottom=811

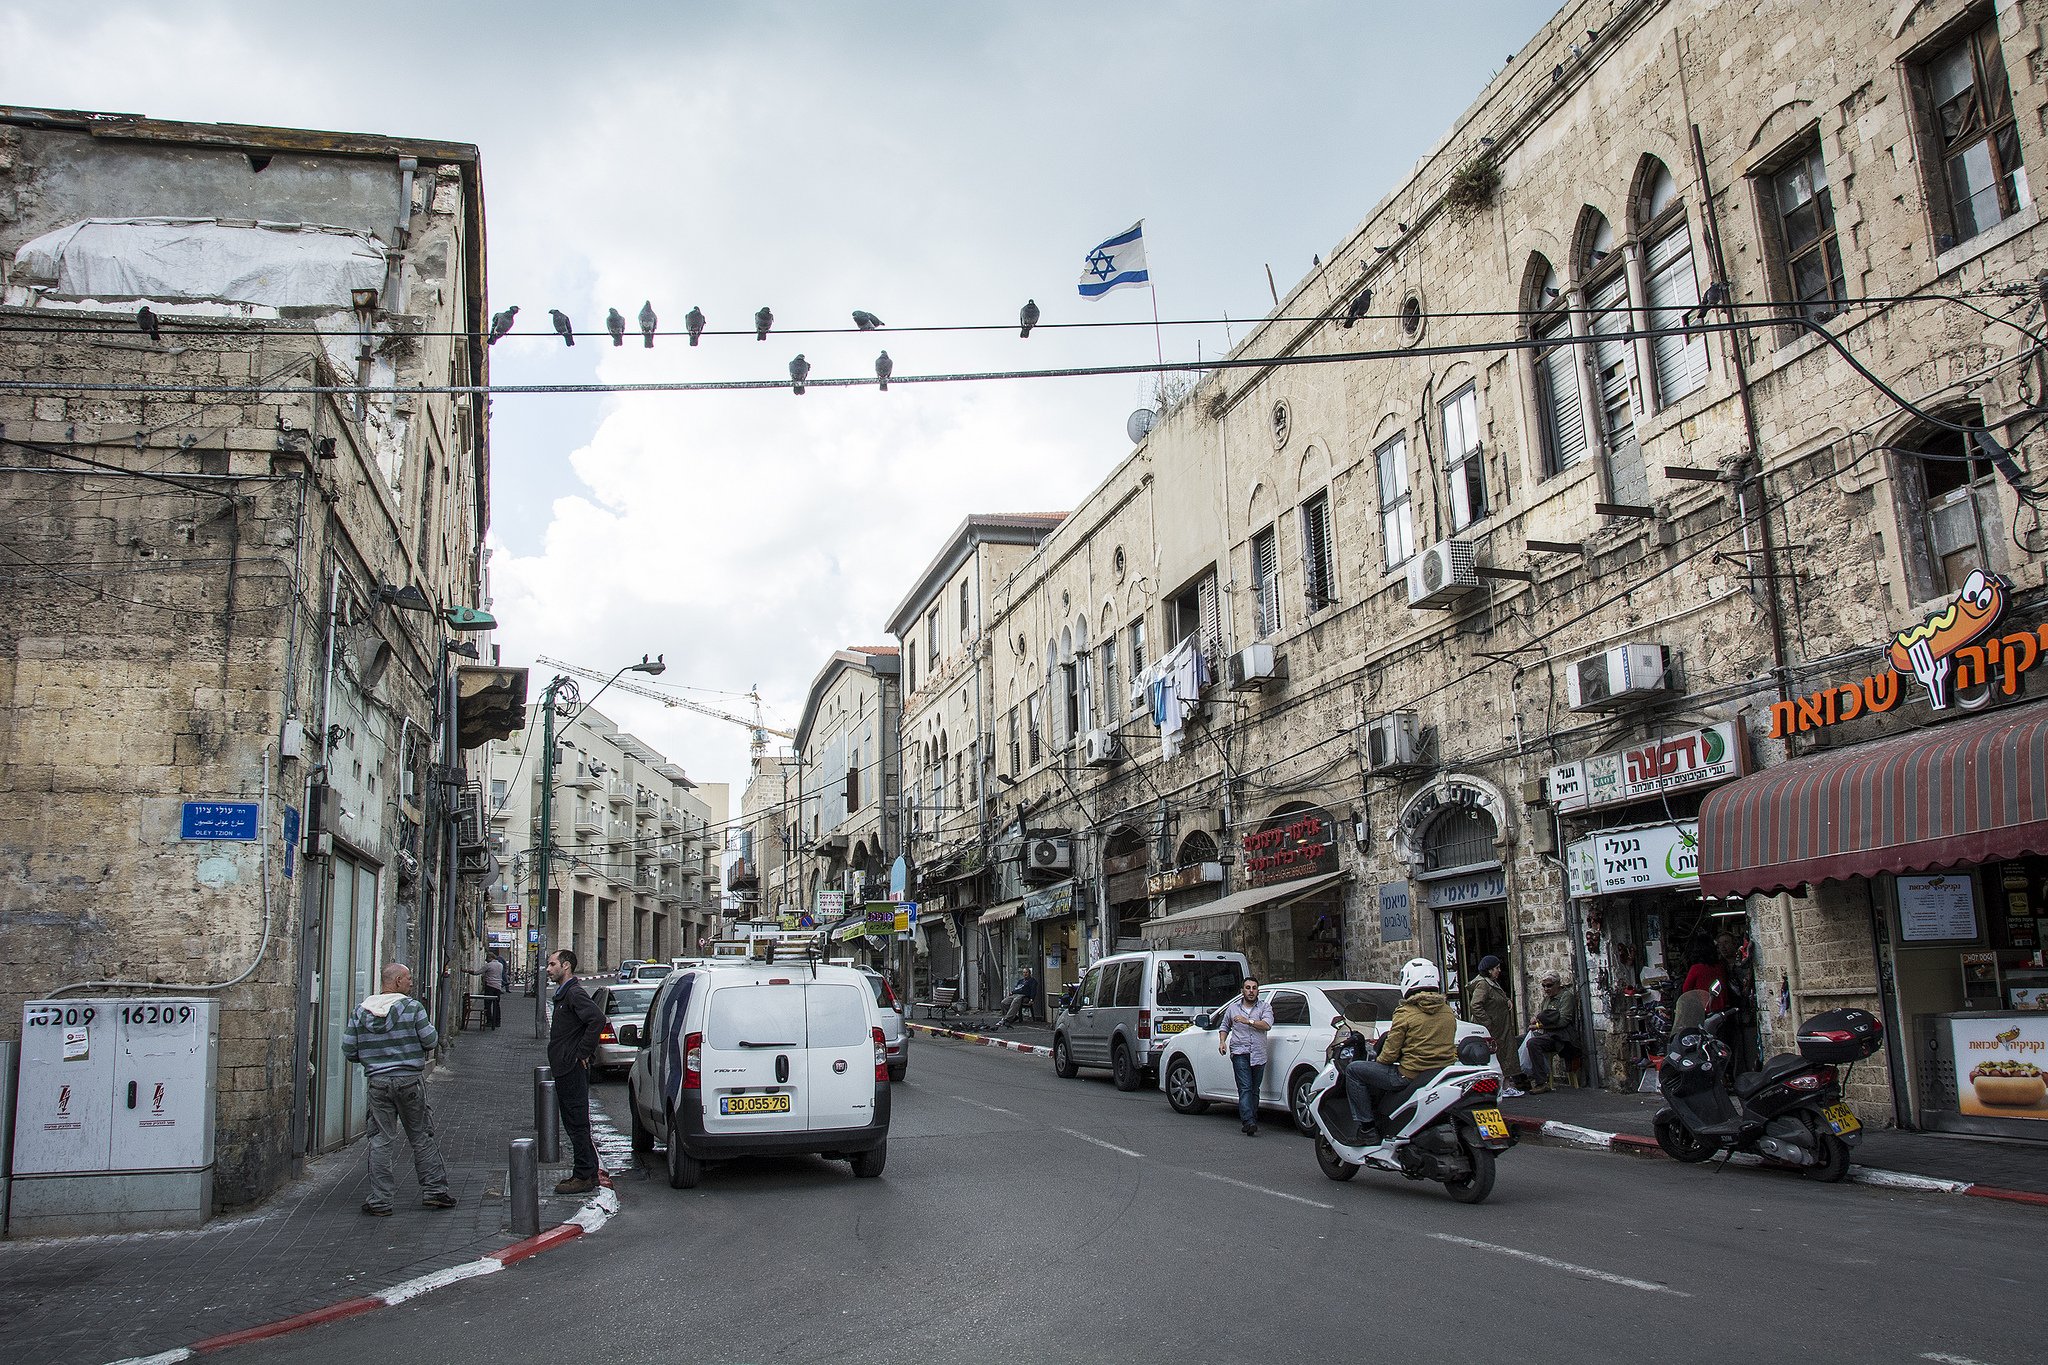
left=719, top=1093, right=792, bottom=1116
left=1471, top=1106, right=1509, bottom=1140
left=1160, top=1020, right=1188, bottom=1034
left=1822, top=1102, right=1860, bottom=1135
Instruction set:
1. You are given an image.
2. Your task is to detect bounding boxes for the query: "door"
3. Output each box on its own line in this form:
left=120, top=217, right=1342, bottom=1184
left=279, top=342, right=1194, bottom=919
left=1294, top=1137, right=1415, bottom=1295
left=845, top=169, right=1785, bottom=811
left=1261, top=989, right=1315, bottom=1104
left=803, top=981, right=876, bottom=1131
left=699, top=981, right=807, bottom=1137
left=1071, top=964, right=1110, bottom=1065
left=1101, top=960, right=1141, bottom=1061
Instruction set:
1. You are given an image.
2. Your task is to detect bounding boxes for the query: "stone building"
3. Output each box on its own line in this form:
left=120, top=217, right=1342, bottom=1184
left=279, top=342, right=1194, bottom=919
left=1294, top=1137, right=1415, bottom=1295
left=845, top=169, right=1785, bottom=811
left=483, top=705, right=725, bottom=976
left=916, top=0, right=2048, bottom=1131
left=0, top=107, right=510, bottom=1208
left=787, top=647, right=901, bottom=923
left=728, top=750, right=797, bottom=920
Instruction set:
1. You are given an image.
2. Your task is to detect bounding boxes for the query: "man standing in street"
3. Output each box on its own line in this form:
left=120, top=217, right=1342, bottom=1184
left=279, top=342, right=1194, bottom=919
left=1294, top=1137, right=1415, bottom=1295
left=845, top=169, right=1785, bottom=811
left=546, top=947, right=606, bottom=1195
left=991, top=965, right=1040, bottom=1029
left=466, top=949, right=508, bottom=1029
left=1465, top=955, right=1524, bottom=1095
left=341, top=961, right=457, bottom=1216
left=1217, top=977, right=1274, bottom=1136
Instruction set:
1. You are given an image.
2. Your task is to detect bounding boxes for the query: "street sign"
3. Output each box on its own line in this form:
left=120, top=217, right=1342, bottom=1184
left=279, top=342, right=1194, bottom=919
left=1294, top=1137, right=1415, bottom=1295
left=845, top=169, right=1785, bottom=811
left=281, top=806, right=300, bottom=879
left=180, top=801, right=259, bottom=841
left=527, top=928, right=541, bottom=944
left=506, top=908, right=522, bottom=928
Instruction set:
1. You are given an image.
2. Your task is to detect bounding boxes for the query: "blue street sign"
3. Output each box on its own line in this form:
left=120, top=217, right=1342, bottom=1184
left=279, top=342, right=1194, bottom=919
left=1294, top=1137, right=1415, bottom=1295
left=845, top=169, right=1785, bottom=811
left=181, top=801, right=260, bottom=841
left=281, top=806, right=301, bottom=879
left=527, top=928, right=541, bottom=944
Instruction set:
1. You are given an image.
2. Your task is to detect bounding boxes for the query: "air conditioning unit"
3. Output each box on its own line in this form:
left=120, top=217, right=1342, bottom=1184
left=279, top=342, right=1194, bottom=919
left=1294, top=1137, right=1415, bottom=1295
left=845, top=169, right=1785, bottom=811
left=1025, top=836, right=1072, bottom=875
left=1364, top=712, right=1425, bottom=773
left=1566, top=643, right=1672, bottom=712
left=1227, top=643, right=1288, bottom=691
left=1406, top=539, right=1479, bottom=609
left=1084, top=728, right=1122, bottom=767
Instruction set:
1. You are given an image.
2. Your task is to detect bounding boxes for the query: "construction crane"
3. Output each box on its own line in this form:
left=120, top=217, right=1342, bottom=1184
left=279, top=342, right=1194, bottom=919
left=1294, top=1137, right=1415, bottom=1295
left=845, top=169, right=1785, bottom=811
left=535, top=656, right=793, bottom=757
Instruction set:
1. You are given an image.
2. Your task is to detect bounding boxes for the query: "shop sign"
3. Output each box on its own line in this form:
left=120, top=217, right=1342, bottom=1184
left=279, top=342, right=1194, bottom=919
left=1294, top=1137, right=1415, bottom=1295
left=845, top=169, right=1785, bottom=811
left=1566, top=822, right=1699, bottom=895
left=1897, top=873, right=1978, bottom=942
left=1377, top=882, right=1413, bottom=941
left=1024, top=882, right=1075, bottom=922
left=1952, top=1014, right=2048, bottom=1120
left=1241, top=811, right=1338, bottom=887
left=1147, top=862, right=1223, bottom=896
left=1422, top=867, right=1507, bottom=910
left=818, top=890, right=847, bottom=916
left=863, top=903, right=896, bottom=931
left=1771, top=570, right=2045, bottom=739
left=1549, top=720, right=1746, bottom=814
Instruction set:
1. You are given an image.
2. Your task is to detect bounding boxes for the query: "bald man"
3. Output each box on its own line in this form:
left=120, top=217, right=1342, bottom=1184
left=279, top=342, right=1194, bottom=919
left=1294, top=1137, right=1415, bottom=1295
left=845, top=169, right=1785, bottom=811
left=342, top=961, right=456, bottom=1215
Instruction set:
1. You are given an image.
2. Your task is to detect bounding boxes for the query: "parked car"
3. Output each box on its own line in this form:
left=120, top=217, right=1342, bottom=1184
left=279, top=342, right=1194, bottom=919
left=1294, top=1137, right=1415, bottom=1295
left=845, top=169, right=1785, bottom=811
left=1157, top=980, right=1499, bottom=1135
left=1053, top=950, right=1250, bottom=1091
left=633, top=962, right=675, bottom=983
left=617, top=959, right=648, bottom=982
left=589, top=982, right=662, bottom=1076
left=626, top=962, right=891, bottom=1188
left=855, top=966, right=909, bottom=1082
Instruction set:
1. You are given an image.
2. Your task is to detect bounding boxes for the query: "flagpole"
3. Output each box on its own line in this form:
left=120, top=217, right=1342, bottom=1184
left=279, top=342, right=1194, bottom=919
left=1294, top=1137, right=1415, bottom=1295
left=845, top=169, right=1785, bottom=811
left=1147, top=283, right=1165, bottom=374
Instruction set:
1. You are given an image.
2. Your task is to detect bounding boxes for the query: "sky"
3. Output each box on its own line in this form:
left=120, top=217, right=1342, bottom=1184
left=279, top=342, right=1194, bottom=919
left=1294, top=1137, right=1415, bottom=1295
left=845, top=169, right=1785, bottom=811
left=1, top=0, right=1557, bottom=807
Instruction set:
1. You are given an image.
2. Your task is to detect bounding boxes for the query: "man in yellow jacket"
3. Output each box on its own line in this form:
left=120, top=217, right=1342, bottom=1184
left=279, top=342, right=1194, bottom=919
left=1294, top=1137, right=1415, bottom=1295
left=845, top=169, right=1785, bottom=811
left=1346, top=958, right=1458, bottom=1137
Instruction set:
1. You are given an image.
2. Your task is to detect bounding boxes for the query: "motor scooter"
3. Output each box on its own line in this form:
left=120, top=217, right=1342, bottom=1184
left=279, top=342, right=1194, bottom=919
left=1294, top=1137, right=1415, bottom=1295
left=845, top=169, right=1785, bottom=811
left=1303, top=1023, right=1514, bottom=1204
left=1654, top=1006, right=1884, bottom=1181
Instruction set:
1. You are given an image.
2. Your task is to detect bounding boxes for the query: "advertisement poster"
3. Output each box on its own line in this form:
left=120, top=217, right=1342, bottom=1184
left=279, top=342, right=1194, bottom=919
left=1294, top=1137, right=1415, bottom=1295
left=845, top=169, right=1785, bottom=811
left=1952, top=1013, right=2048, bottom=1120
left=1898, top=874, right=1978, bottom=942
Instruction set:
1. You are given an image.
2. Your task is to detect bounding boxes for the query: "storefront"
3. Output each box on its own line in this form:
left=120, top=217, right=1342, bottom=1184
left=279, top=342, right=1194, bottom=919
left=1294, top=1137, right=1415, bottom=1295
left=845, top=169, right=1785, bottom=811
left=1024, top=880, right=1082, bottom=1004
left=1700, top=577, right=2048, bottom=1136
left=1394, top=776, right=1515, bottom=1001
left=1141, top=869, right=1348, bottom=979
left=1237, top=805, right=1346, bottom=981
left=1102, top=829, right=1152, bottom=949
left=978, top=899, right=1024, bottom=1007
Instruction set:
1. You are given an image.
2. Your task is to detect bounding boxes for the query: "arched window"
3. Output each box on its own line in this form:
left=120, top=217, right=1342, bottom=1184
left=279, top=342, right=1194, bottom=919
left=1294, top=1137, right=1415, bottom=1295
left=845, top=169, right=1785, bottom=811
left=1422, top=806, right=1498, bottom=874
left=1576, top=207, right=1638, bottom=457
left=1634, top=157, right=1709, bottom=406
left=1525, top=253, right=1587, bottom=474
left=1176, top=830, right=1219, bottom=868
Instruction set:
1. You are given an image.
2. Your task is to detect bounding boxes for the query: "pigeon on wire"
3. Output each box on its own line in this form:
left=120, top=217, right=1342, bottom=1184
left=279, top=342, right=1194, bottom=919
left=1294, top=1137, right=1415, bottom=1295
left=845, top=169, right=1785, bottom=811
left=852, top=310, right=884, bottom=331
left=1682, top=280, right=1732, bottom=341
left=549, top=309, right=575, bottom=346
left=875, top=350, right=892, bottom=392
left=639, top=301, right=657, bottom=348
left=486, top=305, right=518, bottom=344
left=755, top=307, right=774, bottom=340
left=685, top=306, right=706, bottom=346
left=137, top=306, right=161, bottom=342
left=606, top=308, right=626, bottom=346
left=1019, top=299, right=1040, bottom=338
left=789, top=353, right=810, bottom=395
left=1339, top=287, right=1373, bottom=329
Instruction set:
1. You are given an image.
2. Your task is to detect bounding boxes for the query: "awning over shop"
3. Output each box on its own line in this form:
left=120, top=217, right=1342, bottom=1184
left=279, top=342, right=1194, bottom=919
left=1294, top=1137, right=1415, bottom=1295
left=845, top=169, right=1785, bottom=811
left=979, top=900, right=1022, bottom=926
left=1698, top=703, right=2048, bottom=898
left=1141, top=870, right=1347, bottom=943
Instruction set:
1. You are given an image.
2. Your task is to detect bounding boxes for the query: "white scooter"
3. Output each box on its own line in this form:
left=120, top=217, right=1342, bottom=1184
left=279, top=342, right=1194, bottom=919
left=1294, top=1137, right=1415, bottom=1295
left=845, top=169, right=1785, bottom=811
left=1304, top=1023, right=1514, bottom=1204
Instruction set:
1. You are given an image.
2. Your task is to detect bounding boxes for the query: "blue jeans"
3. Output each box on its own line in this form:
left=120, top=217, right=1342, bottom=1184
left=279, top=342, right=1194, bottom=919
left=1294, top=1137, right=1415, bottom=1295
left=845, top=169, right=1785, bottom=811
left=1344, top=1058, right=1405, bottom=1132
left=1230, top=1053, right=1265, bottom=1127
left=364, top=1072, right=451, bottom=1208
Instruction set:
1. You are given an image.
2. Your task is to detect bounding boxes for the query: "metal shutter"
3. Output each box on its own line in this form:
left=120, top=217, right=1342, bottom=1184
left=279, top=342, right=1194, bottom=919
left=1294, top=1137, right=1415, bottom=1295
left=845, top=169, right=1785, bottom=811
left=1536, top=318, right=1588, bottom=470
left=1646, top=223, right=1709, bottom=404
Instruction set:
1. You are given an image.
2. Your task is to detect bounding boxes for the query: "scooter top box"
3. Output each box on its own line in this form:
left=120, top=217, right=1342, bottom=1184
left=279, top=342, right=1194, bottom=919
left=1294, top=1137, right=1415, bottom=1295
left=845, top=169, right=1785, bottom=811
left=1795, top=1007, right=1884, bottom=1062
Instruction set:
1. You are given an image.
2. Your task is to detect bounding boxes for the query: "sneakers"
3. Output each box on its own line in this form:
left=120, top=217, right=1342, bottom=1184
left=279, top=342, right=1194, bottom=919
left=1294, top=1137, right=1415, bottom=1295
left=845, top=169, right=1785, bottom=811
left=421, top=1192, right=458, bottom=1209
left=1500, top=1085, right=1526, bottom=1099
left=360, top=1202, right=393, bottom=1217
left=553, top=1175, right=599, bottom=1195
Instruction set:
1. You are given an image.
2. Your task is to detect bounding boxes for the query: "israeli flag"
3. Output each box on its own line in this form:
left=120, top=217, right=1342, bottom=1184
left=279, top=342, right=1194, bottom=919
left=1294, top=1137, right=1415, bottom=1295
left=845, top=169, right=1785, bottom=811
left=1078, top=220, right=1148, bottom=298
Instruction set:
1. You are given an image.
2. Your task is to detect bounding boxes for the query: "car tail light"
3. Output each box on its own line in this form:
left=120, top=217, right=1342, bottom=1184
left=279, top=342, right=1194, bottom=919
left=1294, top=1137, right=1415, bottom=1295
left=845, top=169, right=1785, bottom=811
left=872, top=1026, right=889, bottom=1081
left=877, top=977, right=899, bottom=1011
left=1469, top=1075, right=1500, bottom=1095
left=683, top=1031, right=702, bottom=1090
left=599, top=1027, right=616, bottom=1044
left=1138, top=1008, right=1151, bottom=1040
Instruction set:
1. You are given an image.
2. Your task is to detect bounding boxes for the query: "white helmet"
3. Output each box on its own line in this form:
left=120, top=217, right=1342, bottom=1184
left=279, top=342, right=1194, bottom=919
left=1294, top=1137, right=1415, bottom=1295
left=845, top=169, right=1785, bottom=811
left=1399, top=958, right=1442, bottom=994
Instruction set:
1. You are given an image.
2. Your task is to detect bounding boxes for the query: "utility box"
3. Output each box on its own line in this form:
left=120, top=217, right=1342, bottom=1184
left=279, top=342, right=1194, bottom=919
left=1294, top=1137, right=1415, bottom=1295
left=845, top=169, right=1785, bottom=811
left=8, top=999, right=219, bottom=1236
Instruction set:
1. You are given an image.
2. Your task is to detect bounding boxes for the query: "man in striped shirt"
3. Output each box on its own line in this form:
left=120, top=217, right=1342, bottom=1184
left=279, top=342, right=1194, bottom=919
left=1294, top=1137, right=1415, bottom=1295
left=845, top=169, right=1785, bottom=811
left=342, top=962, right=456, bottom=1216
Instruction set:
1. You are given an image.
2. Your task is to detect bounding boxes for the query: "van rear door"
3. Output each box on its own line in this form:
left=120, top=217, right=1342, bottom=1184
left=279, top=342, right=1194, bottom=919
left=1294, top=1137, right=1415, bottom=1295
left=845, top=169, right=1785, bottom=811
left=803, top=980, right=876, bottom=1130
left=700, top=980, right=807, bottom=1136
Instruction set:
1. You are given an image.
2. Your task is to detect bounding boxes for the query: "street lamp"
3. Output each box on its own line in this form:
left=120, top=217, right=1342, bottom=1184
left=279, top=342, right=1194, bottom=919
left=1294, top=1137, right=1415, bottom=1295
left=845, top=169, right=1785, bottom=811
left=533, top=654, right=666, bottom=1035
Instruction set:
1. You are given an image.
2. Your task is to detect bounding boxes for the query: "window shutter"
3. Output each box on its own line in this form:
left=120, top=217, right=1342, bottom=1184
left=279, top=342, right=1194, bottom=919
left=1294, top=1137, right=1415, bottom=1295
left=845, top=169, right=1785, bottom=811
left=1646, top=224, right=1709, bottom=403
left=1537, top=320, right=1588, bottom=470
left=1197, top=571, right=1220, bottom=665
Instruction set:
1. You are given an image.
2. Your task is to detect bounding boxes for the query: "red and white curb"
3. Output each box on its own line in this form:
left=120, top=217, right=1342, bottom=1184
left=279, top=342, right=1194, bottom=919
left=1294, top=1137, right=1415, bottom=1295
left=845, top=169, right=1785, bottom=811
left=1505, top=1115, right=2048, bottom=1208
left=101, top=1187, right=619, bottom=1363
left=908, top=1020, right=1054, bottom=1057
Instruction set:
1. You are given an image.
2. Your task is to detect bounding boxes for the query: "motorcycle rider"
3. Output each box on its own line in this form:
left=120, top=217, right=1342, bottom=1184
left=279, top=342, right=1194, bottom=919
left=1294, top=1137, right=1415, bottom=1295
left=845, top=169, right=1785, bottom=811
left=1345, top=958, right=1459, bottom=1140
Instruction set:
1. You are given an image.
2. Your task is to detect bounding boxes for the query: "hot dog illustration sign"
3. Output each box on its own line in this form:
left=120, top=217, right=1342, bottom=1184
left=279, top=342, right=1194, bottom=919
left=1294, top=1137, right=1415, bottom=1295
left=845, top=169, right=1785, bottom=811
left=1953, top=1014, right=2048, bottom=1120
left=1771, top=570, right=2042, bottom=738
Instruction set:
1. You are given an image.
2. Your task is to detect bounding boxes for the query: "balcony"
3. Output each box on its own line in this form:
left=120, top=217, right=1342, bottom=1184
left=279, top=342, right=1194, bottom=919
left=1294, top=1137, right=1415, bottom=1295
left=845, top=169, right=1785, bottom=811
left=660, top=805, right=682, bottom=831
left=572, top=808, right=604, bottom=836
left=566, top=765, right=602, bottom=792
left=727, top=858, right=758, bottom=891
left=606, top=778, right=633, bottom=806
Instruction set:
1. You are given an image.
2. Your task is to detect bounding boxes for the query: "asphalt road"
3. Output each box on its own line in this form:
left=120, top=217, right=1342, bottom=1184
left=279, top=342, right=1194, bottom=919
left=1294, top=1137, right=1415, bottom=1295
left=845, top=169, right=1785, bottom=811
left=257, top=1035, right=2046, bottom=1365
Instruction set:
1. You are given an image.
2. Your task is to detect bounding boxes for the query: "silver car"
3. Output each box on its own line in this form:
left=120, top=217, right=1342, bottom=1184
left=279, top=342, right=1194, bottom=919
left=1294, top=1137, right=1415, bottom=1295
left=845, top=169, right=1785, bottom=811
left=589, top=982, right=661, bottom=1076
left=856, top=967, right=910, bottom=1082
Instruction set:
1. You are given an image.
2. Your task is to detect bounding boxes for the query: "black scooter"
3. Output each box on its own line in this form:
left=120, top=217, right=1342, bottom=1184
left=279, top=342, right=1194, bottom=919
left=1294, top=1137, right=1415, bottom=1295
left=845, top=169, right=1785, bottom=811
left=1654, top=1006, right=1884, bottom=1182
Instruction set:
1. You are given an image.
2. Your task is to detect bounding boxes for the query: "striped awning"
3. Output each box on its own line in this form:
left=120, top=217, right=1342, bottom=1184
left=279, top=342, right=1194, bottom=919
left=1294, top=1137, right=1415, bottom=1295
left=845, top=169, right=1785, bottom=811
left=1697, top=702, right=2048, bottom=898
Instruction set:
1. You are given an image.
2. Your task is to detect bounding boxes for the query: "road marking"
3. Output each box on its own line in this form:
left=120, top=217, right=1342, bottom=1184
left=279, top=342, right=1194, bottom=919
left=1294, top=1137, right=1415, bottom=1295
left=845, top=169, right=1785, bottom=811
left=376, top=1258, right=501, bottom=1305
left=948, top=1094, right=1019, bottom=1116
left=104, top=1352, right=193, bottom=1365
left=1427, top=1233, right=1690, bottom=1296
left=1191, top=1170, right=1334, bottom=1210
left=1056, top=1126, right=1143, bottom=1158
left=1922, top=1353, right=2002, bottom=1365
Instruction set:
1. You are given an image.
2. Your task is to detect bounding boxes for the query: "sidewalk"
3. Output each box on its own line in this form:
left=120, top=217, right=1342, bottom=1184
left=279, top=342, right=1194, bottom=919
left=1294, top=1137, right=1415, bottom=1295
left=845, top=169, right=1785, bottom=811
left=0, top=1013, right=602, bottom=1365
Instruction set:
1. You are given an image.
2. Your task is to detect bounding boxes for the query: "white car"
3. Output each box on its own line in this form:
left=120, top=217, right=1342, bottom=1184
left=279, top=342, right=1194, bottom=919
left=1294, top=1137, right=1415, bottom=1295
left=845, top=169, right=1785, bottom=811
left=1157, top=980, right=1499, bottom=1135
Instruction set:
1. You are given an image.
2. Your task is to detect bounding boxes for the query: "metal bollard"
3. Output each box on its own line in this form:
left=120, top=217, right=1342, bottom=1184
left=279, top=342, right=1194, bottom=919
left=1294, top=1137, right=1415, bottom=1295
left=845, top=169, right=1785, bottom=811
left=508, top=1138, right=540, bottom=1236
left=537, top=1076, right=560, bottom=1163
left=532, top=1065, right=551, bottom=1139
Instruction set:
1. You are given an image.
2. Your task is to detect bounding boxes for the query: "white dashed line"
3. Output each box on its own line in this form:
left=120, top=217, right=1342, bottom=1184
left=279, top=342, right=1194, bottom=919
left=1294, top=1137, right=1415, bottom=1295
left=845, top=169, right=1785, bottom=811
left=1921, top=1353, right=2002, bottom=1365
left=1191, top=1170, right=1335, bottom=1210
left=948, top=1094, right=1019, bottom=1116
left=1427, top=1233, right=1690, bottom=1296
left=1056, top=1127, right=1144, bottom=1158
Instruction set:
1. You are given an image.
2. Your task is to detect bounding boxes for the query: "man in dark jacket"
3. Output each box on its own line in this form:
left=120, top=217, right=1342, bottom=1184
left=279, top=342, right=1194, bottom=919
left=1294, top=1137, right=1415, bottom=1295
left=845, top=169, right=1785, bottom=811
left=546, top=947, right=606, bottom=1194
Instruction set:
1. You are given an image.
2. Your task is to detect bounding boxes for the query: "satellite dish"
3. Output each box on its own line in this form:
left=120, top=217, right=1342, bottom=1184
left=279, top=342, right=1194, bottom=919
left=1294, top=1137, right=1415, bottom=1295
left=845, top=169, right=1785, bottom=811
left=1126, top=408, right=1157, bottom=443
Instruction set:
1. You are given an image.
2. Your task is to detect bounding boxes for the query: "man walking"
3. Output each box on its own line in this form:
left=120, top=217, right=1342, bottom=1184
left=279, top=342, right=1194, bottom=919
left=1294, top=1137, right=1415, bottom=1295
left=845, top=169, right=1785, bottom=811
left=991, top=965, right=1040, bottom=1029
left=1217, top=976, right=1274, bottom=1136
left=341, top=962, right=456, bottom=1216
left=546, top=947, right=606, bottom=1195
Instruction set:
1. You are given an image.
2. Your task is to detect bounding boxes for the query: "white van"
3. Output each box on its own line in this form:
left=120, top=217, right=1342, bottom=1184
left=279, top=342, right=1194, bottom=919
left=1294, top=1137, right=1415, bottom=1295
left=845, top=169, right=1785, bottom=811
left=625, top=961, right=891, bottom=1188
left=1053, top=950, right=1250, bottom=1091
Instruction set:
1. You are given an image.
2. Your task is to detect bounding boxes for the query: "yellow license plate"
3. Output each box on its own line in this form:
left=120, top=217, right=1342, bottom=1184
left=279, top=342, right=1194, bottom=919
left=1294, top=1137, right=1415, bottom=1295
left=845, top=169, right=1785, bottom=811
left=719, top=1093, right=792, bottom=1116
left=1471, top=1107, right=1509, bottom=1140
left=1822, top=1102, right=1860, bottom=1134
left=1160, top=1020, right=1189, bottom=1034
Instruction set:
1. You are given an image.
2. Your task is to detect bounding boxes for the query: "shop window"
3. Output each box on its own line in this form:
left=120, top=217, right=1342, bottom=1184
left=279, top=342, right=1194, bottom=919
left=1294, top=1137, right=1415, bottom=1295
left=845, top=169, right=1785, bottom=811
left=1763, top=138, right=1849, bottom=323
left=1894, top=421, right=2001, bottom=599
left=1423, top=806, right=1498, bottom=874
left=1250, top=524, right=1281, bottom=639
left=1914, top=16, right=2028, bottom=250
left=1439, top=383, right=1487, bottom=531
left=1300, top=490, right=1336, bottom=612
left=1376, top=432, right=1415, bottom=569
